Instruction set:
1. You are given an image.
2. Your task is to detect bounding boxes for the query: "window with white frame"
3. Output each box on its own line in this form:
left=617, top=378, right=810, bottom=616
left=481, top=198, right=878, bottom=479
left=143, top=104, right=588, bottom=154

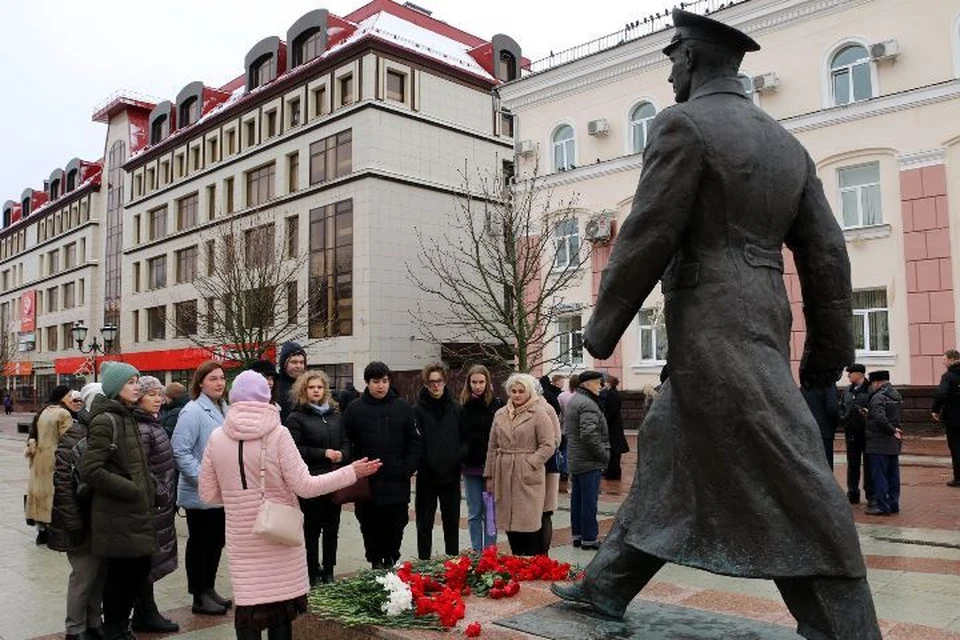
left=630, top=102, right=656, bottom=153
left=557, top=315, right=583, bottom=366
left=831, top=45, right=872, bottom=106
left=638, top=308, right=668, bottom=362
left=552, top=218, right=580, bottom=270
left=853, top=289, right=889, bottom=353
left=552, top=125, right=575, bottom=172
left=838, top=162, right=881, bottom=228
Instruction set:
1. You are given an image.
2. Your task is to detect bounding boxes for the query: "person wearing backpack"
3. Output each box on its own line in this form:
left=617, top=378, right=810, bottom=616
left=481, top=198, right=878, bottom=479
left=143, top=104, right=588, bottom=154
left=48, top=383, right=106, bottom=640
left=80, top=362, right=157, bottom=640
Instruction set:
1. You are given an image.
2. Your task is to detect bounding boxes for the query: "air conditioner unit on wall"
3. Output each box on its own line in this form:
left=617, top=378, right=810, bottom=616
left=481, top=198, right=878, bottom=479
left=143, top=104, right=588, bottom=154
left=587, top=118, right=610, bottom=136
left=585, top=214, right=613, bottom=244
left=752, top=72, right=779, bottom=93
left=516, top=139, right=534, bottom=156
left=870, top=39, right=899, bottom=61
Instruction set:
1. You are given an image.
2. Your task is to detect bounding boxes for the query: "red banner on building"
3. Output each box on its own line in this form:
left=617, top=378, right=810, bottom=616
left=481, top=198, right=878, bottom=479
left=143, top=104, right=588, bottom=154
left=20, top=291, right=36, bottom=333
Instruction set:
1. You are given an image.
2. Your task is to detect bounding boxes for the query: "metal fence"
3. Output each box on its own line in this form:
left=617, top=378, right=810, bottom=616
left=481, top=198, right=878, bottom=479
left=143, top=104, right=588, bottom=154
left=528, top=0, right=749, bottom=74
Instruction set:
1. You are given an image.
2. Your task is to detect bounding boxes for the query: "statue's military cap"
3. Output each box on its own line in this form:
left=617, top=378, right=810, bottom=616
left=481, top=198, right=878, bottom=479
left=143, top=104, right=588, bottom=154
left=663, top=8, right=761, bottom=55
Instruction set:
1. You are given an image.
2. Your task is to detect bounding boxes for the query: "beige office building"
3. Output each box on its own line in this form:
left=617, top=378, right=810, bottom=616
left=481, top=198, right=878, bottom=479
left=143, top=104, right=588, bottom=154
left=500, top=0, right=960, bottom=389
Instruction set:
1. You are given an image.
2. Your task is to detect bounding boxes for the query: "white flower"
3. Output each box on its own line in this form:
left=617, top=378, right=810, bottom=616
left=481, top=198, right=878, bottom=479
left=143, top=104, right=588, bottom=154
left=375, top=572, right=413, bottom=617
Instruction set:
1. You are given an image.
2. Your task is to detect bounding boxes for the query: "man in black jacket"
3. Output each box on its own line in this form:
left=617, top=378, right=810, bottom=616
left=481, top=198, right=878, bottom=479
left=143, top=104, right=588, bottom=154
left=840, top=364, right=872, bottom=503
left=343, top=361, right=422, bottom=569
left=863, top=371, right=903, bottom=516
left=932, top=349, right=960, bottom=487
left=600, top=376, right=629, bottom=481
left=275, top=342, right=307, bottom=422
left=414, top=362, right=463, bottom=559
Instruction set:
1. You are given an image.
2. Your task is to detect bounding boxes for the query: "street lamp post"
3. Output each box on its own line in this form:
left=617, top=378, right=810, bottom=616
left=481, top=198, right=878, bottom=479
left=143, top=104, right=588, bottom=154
left=72, top=321, right=118, bottom=382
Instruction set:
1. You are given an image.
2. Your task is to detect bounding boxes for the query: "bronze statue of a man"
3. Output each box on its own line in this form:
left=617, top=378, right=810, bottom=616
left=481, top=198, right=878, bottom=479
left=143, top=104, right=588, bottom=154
left=551, top=9, right=882, bottom=639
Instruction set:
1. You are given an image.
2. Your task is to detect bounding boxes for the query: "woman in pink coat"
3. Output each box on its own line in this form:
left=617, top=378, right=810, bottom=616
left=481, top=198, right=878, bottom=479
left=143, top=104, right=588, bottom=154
left=199, top=371, right=381, bottom=640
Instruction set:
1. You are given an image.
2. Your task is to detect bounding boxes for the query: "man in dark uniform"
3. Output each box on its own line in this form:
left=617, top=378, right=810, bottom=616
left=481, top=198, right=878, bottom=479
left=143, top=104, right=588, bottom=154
left=551, top=9, right=881, bottom=639
left=840, top=363, right=872, bottom=502
left=932, top=349, right=960, bottom=486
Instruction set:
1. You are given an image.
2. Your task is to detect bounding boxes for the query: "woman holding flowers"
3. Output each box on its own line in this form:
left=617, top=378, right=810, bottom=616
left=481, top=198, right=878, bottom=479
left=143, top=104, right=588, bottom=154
left=199, top=371, right=381, bottom=640
left=483, top=373, right=559, bottom=556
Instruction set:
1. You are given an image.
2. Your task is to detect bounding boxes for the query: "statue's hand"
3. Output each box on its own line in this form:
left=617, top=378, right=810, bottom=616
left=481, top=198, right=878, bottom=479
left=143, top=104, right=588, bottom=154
left=583, top=327, right=614, bottom=360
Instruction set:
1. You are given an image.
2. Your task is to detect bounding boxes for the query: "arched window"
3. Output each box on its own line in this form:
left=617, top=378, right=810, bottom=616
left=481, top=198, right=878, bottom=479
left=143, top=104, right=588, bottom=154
left=629, top=102, right=657, bottom=153
left=831, top=45, right=872, bottom=106
left=49, top=179, right=60, bottom=200
left=150, top=115, right=169, bottom=145
left=498, top=50, right=518, bottom=82
left=66, top=169, right=78, bottom=191
left=21, top=198, right=30, bottom=217
left=552, top=125, right=575, bottom=172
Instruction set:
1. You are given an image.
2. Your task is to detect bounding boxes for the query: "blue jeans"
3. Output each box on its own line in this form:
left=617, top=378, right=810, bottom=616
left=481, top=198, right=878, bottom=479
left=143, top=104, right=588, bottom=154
left=868, top=453, right=900, bottom=513
left=463, top=474, right=496, bottom=551
left=570, top=469, right=602, bottom=543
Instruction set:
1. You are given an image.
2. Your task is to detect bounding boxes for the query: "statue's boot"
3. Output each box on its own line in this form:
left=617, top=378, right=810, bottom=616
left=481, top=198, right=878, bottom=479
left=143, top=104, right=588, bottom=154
left=550, top=520, right=665, bottom=619
left=775, top=576, right=882, bottom=640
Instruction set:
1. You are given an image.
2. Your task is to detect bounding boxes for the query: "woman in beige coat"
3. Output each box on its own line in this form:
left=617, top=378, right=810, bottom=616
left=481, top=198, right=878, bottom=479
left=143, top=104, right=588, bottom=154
left=26, top=386, right=79, bottom=544
left=484, top=373, right=558, bottom=556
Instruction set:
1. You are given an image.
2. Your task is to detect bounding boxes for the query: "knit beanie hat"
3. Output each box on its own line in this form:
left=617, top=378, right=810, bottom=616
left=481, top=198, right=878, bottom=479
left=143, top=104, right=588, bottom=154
left=79, top=383, right=103, bottom=411
left=138, top=376, right=165, bottom=397
left=229, top=370, right=272, bottom=404
left=100, top=361, right=140, bottom=399
left=279, top=342, right=306, bottom=371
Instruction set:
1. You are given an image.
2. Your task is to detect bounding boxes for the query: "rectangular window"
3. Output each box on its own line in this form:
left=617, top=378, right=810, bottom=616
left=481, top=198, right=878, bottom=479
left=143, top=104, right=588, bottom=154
left=838, top=163, right=881, bottom=228
left=132, top=310, right=140, bottom=343
left=288, top=152, right=299, bottom=193
left=206, top=184, right=216, bottom=220
left=47, top=286, right=59, bottom=313
left=147, top=255, right=167, bottom=290
left=62, top=323, right=73, bottom=351
left=557, top=315, right=583, bottom=366
left=177, top=192, right=199, bottom=231
left=176, top=246, right=198, bottom=283
left=853, top=289, right=890, bottom=353
left=638, top=308, right=668, bottom=362
left=175, top=153, right=185, bottom=178
left=224, top=177, right=235, bottom=213
left=146, top=167, right=156, bottom=191
left=190, top=146, right=201, bottom=172
left=245, top=120, right=257, bottom=148
left=147, top=306, right=166, bottom=341
left=501, top=112, right=514, bottom=137
left=286, top=281, right=298, bottom=325
left=133, top=262, right=141, bottom=293
left=309, top=199, right=354, bottom=338
left=206, top=240, right=216, bottom=276
left=48, top=250, right=60, bottom=274
left=265, top=110, right=277, bottom=138
left=245, top=287, right=275, bottom=328
left=246, top=163, right=276, bottom=206
left=225, top=129, right=237, bottom=155
left=133, top=215, right=142, bottom=244
left=133, top=174, right=143, bottom=197
left=553, top=218, right=580, bottom=270
left=207, top=137, right=219, bottom=163
left=289, top=98, right=301, bottom=127
left=78, top=278, right=85, bottom=305
left=339, top=74, right=354, bottom=106
left=386, top=70, right=405, bottom=102
left=47, top=326, right=58, bottom=352
left=64, top=243, right=77, bottom=269
left=174, top=300, right=198, bottom=336
left=149, top=205, right=168, bottom=240
left=313, top=86, right=327, bottom=117
left=309, top=130, right=352, bottom=185
left=285, top=215, right=299, bottom=258
left=245, top=223, right=276, bottom=267
left=62, top=282, right=76, bottom=309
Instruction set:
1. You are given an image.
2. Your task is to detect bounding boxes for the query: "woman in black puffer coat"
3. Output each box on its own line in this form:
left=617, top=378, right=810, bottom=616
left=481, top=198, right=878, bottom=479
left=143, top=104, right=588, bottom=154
left=286, top=370, right=350, bottom=585
left=131, top=376, right=179, bottom=634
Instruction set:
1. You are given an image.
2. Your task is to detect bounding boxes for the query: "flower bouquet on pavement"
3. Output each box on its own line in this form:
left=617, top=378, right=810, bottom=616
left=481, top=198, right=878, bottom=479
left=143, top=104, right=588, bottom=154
left=308, top=546, right=579, bottom=632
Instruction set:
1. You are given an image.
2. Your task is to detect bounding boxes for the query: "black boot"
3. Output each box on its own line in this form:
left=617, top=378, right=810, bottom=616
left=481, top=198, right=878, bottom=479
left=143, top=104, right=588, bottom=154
left=131, top=583, right=180, bottom=633
left=236, top=629, right=263, bottom=640
left=206, top=588, right=233, bottom=609
left=321, top=566, right=335, bottom=584
left=267, top=622, right=293, bottom=640
left=100, top=621, right=136, bottom=640
left=192, top=592, right=227, bottom=616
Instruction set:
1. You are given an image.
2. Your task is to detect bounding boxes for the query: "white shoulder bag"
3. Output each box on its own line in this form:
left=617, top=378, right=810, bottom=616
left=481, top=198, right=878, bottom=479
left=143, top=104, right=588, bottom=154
left=242, top=433, right=304, bottom=546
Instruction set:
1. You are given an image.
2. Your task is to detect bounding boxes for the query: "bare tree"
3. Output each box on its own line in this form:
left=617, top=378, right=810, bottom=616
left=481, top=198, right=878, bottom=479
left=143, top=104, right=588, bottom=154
left=163, top=214, right=329, bottom=366
left=0, top=322, right=20, bottom=375
left=408, top=156, right=593, bottom=372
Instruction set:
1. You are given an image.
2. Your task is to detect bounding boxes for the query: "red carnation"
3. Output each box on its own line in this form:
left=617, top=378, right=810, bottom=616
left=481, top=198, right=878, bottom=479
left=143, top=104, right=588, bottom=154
left=465, top=621, right=482, bottom=637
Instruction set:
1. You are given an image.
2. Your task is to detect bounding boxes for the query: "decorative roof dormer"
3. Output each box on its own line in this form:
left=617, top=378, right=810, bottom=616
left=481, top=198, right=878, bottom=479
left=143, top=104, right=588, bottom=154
left=288, top=9, right=329, bottom=69
left=245, top=36, right=287, bottom=91
left=48, top=168, right=65, bottom=200
left=148, top=101, right=176, bottom=145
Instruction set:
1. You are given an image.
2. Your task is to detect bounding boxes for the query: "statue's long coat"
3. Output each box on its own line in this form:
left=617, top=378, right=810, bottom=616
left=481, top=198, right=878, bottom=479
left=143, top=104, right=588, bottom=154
left=585, top=76, right=865, bottom=578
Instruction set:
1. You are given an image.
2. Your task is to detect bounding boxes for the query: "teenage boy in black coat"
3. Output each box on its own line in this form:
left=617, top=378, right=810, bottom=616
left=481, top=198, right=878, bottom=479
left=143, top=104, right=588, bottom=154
left=343, top=362, right=422, bottom=569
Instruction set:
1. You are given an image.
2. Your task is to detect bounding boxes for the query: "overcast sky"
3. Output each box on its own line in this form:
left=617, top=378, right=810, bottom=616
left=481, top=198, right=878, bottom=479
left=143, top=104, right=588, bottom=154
left=0, top=0, right=678, bottom=201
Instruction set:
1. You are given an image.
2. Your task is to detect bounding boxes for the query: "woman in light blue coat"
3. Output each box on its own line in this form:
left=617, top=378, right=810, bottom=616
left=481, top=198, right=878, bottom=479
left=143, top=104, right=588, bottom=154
left=172, top=361, right=231, bottom=616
